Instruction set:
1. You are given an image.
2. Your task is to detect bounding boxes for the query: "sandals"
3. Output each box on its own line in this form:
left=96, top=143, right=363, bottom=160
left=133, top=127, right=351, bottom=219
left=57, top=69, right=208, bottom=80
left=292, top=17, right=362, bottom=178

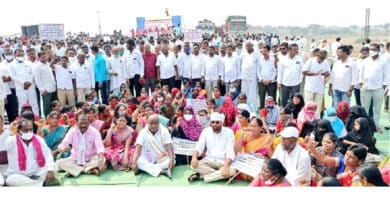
left=187, top=173, right=201, bottom=182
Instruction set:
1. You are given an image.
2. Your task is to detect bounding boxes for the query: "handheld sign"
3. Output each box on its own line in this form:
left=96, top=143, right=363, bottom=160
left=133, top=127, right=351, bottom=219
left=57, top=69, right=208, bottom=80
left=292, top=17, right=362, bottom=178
left=231, top=153, right=264, bottom=177
left=186, top=99, right=207, bottom=115
left=172, top=137, right=197, bottom=156
left=184, top=29, right=203, bottom=43
left=38, top=24, right=65, bottom=40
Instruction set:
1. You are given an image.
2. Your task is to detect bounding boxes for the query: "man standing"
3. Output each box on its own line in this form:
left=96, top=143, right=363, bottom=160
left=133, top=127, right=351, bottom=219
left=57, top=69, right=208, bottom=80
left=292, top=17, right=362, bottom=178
left=156, top=44, right=178, bottom=90
left=177, top=42, right=191, bottom=90
left=91, top=45, right=108, bottom=104
left=188, top=112, right=236, bottom=183
left=9, top=49, right=39, bottom=114
left=56, top=114, right=106, bottom=177
left=189, top=43, right=204, bottom=89
left=0, top=49, right=18, bottom=122
left=51, top=56, right=77, bottom=107
left=72, top=52, right=94, bottom=102
left=132, top=114, right=175, bottom=178
left=143, top=44, right=158, bottom=94
left=32, top=52, right=57, bottom=117
left=302, top=50, right=330, bottom=117
left=124, top=39, right=144, bottom=97
left=221, top=45, right=240, bottom=94
left=360, top=43, right=389, bottom=133
left=240, top=42, right=261, bottom=109
left=202, top=46, right=223, bottom=97
left=277, top=43, right=303, bottom=107
left=258, top=45, right=277, bottom=108
left=2, top=120, right=55, bottom=186
left=329, top=46, right=358, bottom=107
left=271, top=126, right=311, bottom=186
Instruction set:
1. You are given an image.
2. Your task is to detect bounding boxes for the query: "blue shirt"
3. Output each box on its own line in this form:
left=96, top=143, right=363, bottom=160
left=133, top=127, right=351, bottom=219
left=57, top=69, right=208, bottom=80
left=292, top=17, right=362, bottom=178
left=94, top=53, right=107, bottom=83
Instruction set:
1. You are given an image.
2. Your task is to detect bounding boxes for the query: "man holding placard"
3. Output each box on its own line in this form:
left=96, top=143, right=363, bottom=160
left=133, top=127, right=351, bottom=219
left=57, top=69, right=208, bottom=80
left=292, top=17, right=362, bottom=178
left=188, top=112, right=236, bottom=183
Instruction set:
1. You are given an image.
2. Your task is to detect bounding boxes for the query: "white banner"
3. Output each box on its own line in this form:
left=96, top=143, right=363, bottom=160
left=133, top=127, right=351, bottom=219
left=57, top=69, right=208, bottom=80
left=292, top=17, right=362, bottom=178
left=184, top=29, right=203, bottom=42
left=38, top=24, right=65, bottom=40
left=231, top=153, right=264, bottom=178
left=172, top=137, right=197, bottom=156
left=186, top=99, right=207, bottom=115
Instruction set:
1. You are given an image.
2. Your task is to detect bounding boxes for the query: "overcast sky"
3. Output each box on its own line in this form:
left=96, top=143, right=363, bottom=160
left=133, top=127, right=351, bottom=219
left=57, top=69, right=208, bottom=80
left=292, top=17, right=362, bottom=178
left=1, top=0, right=389, bottom=36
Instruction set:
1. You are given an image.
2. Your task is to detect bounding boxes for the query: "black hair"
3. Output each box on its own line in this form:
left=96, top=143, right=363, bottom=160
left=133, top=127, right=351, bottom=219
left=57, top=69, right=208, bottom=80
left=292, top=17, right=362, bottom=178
left=359, top=165, right=388, bottom=186
left=288, top=43, right=298, bottom=50
left=240, top=110, right=250, bottom=119
left=361, top=47, right=370, bottom=52
left=126, top=39, right=135, bottom=47
left=337, top=45, right=350, bottom=55
left=370, top=43, right=380, bottom=51
left=37, top=51, right=46, bottom=58
left=320, top=177, right=342, bottom=186
left=267, top=159, right=287, bottom=177
left=347, top=144, right=367, bottom=162
left=252, top=117, right=263, bottom=127
left=84, top=106, right=96, bottom=114
left=76, top=101, right=85, bottom=109
left=263, top=45, right=271, bottom=51
left=97, top=104, right=107, bottom=114
left=323, top=132, right=338, bottom=144
left=90, top=45, right=99, bottom=53
left=207, top=98, right=216, bottom=105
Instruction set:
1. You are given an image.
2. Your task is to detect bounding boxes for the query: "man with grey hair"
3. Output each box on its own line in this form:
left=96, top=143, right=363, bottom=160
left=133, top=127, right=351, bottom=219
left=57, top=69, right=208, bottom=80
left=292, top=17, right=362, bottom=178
left=132, top=114, right=175, bottom=178
left=239, top=42, right=261, bottom=109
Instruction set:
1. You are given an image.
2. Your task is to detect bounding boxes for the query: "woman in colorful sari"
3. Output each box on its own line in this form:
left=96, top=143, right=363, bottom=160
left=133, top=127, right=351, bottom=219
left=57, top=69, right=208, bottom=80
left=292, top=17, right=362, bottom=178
left=219, top=96, right=237, bottom=127
left=235, top=118, right=273, bottom=181
left=336, top=101, right=350, bottom=123
left=103, top=113, right=134, bottom=170
left=297, top=101, right=319, bottom=137
left=171, top=106, right=202, bottom=165
left=250, top=158, right=291, bottom=187
left=41, top=111, right=70, bottom=160
left=85, top=106, right=104, bottom=132
left=234, top=110, right=251, bottom=140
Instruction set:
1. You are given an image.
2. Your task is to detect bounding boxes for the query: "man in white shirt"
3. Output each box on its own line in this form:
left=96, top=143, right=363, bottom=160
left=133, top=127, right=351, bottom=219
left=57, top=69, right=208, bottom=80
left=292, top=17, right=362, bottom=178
left=189, top=43, right=204, bottom=88
left=188, top=112, right=236, bottom=183
left=271, top=126, right=311, bottom=186
left=0, top=49, right=18, bottom=122
left=108, top=47, right=126, bottom=95
left=72, top=52, right=94, bottom=102
left=331, top=37, right=342, bottom=59
left=354, top=47, right=370, bottom=106
left=51, top=56, right=77, bottom=107
left=156, top=44, right=179, bottom=91
left=277, top=43, right=304, bottom=107
left=329, top=45, right=358, bottom=107
left=124, top=39, right=145, bottom=97
left=32, top=52, right=57, bottom=117
left=221, top=45, right=240, bottom=94
left=240, top=42, right=261, bottom=110
left=9, top=49, right=39, bottom=115
left=178, top=42, right=191, bottom=88
left=1, top=120, right=55, bottom=186
left=383, top=42, right=390, bottom=130
left=302, top=50, right=330, bottom=117
left=258, top=45, right=277, bottom=109
left=202, top=46, right=223, bottom=97
left=132, top=114, right=175, bottom=178
left=359, top=43, right=389, bottom=132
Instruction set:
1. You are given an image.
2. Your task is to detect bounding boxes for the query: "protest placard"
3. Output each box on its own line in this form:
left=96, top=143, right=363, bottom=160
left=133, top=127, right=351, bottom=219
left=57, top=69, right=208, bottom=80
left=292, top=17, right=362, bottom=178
left=184, top=29, right=203, bottom=42
left=231, top=153, right=264, bottom=177
left=172, top=137, right=197, bottom=156
left=38, top=24, right=65, bottom=40
left=186, top=99, right=207, bottom=115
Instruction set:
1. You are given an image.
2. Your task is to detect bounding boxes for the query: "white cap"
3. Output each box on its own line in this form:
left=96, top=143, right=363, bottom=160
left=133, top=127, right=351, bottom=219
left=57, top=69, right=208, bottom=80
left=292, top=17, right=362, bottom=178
left=237, top=103, right=250, bottom=112
left=210, top=112, right=225, bottom=122
left=280, top=127, right=299, bottom=138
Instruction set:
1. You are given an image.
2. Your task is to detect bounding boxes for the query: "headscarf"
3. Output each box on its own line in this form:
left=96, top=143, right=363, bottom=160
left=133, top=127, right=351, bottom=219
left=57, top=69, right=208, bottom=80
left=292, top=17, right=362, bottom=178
left=324, top=107, right=347, bottom=138
left=312, top=119, right=334, bottom=143
left=180, top=106, right=202, bottom=141
left=285, top=93, right=305, bottom=119
left=219, top=96, right=237, bottom=127
left=336, top=101, right=350, bottom=122
left=171, top=88, right=180, bottom=99
left=345, top=117, right=378, bottom=154
left=297, top=101, right=318, bottom=133
left=345, top=106, right=376, bottom=133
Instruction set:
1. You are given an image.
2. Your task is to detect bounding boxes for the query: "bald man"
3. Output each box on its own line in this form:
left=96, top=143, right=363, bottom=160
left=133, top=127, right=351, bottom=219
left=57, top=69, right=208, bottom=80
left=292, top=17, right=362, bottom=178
left=132, top=114, right=175, bottom=178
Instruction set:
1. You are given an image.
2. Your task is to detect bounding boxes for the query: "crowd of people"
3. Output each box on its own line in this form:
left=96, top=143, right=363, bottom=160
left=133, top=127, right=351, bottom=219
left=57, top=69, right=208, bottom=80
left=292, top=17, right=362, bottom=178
left=0, top=31, right=389, bottom=187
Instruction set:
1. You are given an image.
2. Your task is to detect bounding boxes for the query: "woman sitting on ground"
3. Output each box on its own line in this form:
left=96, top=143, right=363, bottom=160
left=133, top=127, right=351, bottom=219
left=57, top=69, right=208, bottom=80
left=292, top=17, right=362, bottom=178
left=234, top=110, right=251, bottom=140
left=42, top=111, right=70, bottom=160
left=358, top=165, right=388, bottom=187
left=324, top=107, right=347, bottom=138
left=297, top=101, right=319, bottom=138
left=103, top=113, right=134, bottom=171
left=284, top=93, right=305, bottom=120
left=337, top=144, right=367, bottom=186
left=336, top=101, right=350, bottom=123
left=250, top=158, right=291, bottom=187
left=309, top=119, right=335, bottom=147
left=219, top=96, right=237, bottom=127
left=342, top=117, right=379, bottom=155
left=345, top=106, right=376, bottom=133
left=307, top=133, right=344, bottom=182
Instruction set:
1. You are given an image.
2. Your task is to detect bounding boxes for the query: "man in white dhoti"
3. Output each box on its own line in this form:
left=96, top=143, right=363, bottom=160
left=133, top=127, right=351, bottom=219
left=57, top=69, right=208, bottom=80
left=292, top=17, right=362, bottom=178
left=240, top=42, right=261, bottom=110
left=132, top=114, right=175, bottom=178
